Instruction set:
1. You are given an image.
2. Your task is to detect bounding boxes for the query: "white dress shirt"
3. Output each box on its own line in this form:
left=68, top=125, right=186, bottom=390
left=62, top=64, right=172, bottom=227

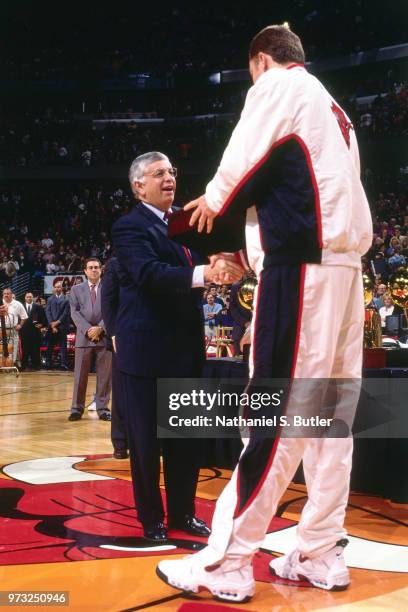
left=87, top=280, right=101, bottom=296
left=379, top=305, right=395, bottom=328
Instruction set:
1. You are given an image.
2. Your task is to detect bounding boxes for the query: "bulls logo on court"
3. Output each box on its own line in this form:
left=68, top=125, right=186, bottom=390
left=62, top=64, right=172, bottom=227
left=0, top=455, right=406, bottom=592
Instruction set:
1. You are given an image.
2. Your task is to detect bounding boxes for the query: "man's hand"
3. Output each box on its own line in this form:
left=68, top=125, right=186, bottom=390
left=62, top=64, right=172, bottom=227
left=87, top=326, right=102, bottom=342
left=209, top=252, right=241, bottom=269
left=184, top=194, right=217, bottom=234
left=204, top=258, right=244, bottom=284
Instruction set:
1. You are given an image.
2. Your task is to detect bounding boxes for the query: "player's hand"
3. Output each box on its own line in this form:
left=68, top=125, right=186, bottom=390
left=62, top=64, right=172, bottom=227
left=204, top=259, right=244, bottom=284
left=184, top=195, right=217, bottom=234
left=209, top=252, right=240, bottom=269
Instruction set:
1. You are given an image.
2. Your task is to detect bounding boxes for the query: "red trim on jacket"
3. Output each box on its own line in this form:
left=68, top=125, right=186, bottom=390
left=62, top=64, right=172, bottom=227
left=233, top=263, right=307, bottom=518
left=286, top=63, right=306, bottom=70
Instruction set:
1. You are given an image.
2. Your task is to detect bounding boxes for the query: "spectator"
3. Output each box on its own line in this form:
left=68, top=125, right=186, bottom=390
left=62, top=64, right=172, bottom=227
left=388, top=245, right=406, bottom=271
left=373, top=283, right=387, bottom=309
left=203, top=293, right=222, bottom=339
left=21, top=292, right=47, bottom=371
left=1, top=287, right=28, bottom=366
left=208, top=285, right=225, bottom=306
left=45, top=281, right=70, bottom=370
left=379, top=293, right=403, bottom=328
left=41, top=233, right=54, bottom=249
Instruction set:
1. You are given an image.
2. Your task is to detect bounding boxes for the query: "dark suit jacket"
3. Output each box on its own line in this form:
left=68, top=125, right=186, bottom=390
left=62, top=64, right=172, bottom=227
left=21, top=303, right=47, bottom=336
left=112, top=203, right=206, bottom=377
left=45, top=295, right=71, bottom=332
left=100, top=257, right=121, bottom=342
left=100, top=257, right=124, bottom=352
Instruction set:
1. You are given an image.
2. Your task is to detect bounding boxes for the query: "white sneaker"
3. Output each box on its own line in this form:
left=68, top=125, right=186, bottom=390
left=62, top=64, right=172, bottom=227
left=269, top=539, right=350, bottom=591
left=87, top=401, right=97, bottom=411
left=157, top=554, right=255, bottom=603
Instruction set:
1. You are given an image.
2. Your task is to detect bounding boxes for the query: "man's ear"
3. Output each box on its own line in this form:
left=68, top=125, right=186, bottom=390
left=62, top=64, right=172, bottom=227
left=257, top=52, right=269, bottom=70
left=133, top=180, right=144, bottom=199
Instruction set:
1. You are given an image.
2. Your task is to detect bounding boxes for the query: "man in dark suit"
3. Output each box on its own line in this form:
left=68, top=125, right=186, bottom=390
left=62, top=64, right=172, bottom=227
left=21, top=292, right=47, bottom=370
left=68, top=259, right=112, bottom=422
left=112, top=151, right=243, bottom=541
left=45, top=281, right=70, bottom=370
left=100, top=256, right=128, bottom=458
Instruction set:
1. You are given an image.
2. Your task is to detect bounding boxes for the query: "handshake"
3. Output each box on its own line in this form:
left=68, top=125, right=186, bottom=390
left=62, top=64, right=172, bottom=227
left=203, top=253, right=245, bottom=285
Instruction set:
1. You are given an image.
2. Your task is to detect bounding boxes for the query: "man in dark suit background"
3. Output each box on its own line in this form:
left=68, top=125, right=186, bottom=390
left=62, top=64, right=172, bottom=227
left=45, top=281, right=70, bottom=370
left=112, top=151, right=243, bottom=541
left=100, top=256, right=128, bottom=458
left=68, top=258, right=112, bottom=422
left=21, top=291, right=47, bottom=370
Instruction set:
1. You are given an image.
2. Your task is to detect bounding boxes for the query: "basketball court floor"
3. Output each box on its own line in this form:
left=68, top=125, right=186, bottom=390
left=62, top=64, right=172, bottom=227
left=0, top=372, right=407, bottom=611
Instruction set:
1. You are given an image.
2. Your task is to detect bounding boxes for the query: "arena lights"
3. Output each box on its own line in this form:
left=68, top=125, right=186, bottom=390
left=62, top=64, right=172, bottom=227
left=208, top=72, right=221, bottom=84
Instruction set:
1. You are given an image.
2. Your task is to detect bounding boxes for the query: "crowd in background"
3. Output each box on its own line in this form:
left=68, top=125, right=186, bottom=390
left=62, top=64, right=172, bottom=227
left=0, top=80, right=406, bottom=168
left=0, top=116, right=235, bottom=168
left=2, top=2, right=405, bottom=80
left=0, top=166, right=406, bottom=289
left=1, top=1, right=407, bottom=359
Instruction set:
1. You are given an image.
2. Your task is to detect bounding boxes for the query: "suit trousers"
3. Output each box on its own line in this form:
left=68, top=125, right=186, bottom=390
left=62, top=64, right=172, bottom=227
left=46, top=329, right=68, bottom=368
left=110, top=353, right=128, bottom=451
left=121, top=374, right=200, bottom=527
left=71, top=346, right=112, bottom=415
left=21, top=329, right=42, bottom=369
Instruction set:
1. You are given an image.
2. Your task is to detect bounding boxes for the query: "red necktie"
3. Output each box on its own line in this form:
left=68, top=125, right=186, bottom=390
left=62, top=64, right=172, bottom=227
left=165, top=209, right=193, bottom=267
left=90, top=284, right=96, bottom=305
left=182, top=246, right=193, bottom=267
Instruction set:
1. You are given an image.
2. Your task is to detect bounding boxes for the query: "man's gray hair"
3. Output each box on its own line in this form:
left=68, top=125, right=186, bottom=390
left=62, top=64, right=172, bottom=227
left=128, top=151, right=169, bottom=186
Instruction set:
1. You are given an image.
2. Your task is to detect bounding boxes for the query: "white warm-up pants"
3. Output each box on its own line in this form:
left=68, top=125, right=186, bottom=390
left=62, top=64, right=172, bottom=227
left=204, top=264, right=364, bottom=569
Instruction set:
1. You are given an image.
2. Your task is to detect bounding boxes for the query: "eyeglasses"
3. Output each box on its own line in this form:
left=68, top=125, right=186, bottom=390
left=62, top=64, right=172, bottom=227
left=143, top=167, right=177, bottom=179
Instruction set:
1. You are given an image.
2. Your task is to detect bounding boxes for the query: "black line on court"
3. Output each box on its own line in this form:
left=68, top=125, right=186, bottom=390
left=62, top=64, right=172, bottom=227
left=347, top=502, right=408, bottom=528
left=0, top=410, right=68, bottom=417
left=278, top=487, right=407, bottom=528
left=0, top=380, right=68, bottom=398
left=276, top=494, right=308, bottom=517
left=118, top=593, right=185, bottom=611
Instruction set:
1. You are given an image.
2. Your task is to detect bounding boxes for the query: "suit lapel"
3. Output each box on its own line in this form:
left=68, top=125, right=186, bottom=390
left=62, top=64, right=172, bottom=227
left=95, top=281, right=101, bottom=312
left=135, top=203, right=190, bottom=267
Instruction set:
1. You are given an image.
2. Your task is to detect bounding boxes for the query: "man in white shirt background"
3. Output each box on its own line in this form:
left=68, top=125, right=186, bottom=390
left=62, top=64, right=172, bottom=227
left=1, top=287, right=27, bottom=366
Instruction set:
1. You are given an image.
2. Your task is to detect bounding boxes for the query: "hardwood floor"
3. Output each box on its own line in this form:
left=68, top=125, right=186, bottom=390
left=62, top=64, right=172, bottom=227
left=0, top=371, right=407, bottom=611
